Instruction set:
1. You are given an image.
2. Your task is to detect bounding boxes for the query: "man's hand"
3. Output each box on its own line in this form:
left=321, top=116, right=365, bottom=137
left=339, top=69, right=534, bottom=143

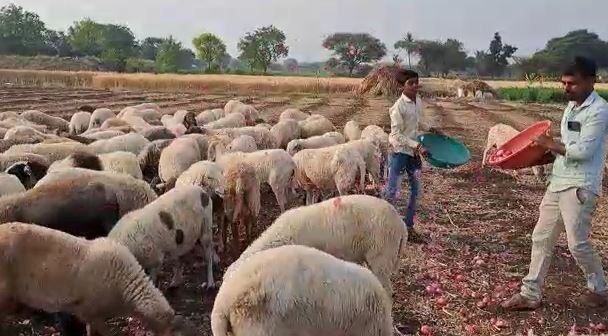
left=428, top=127, right=444, bottom=136
left=533, top=134, right=566, bottom=156
left=416, top=144, right=429, bottom=156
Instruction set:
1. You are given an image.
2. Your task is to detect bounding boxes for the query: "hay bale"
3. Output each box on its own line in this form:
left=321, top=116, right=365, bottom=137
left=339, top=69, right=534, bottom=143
left=358, top=64, right=404, bottom=98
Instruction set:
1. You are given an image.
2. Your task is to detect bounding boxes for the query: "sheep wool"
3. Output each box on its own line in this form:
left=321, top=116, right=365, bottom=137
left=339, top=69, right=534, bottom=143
left=69, top=112, right=91, bottom=135
left=343, top=120, right=362, bottom=142
left=292, top=146, right=365, bottom=204
left=87, top=108, right=115, bottom=131
left=0, top=223, right=194, bottom=336
left=88, top=133, right=150, bottom=155
left=278, top=108, right=310, bottom=121
left=20, top=110, right=69, bottom=132
left=0, top=173, right=25, bottom=197
left=4, top=141, right=91, bottom=163
left=286, top=133, right=344, bottom=156
left=35, top=168, right=157, bottom=217
left=205, top=112, right=246, bottom=130
left=108, top=185, right=215, bottom=288
left=158, top=136, right=205, bottom=188
left=270, top=119, right=301, bottom=149
left=195, top=108, right=224, bottom=126
left=227, top=194, right=407, bottom=295
left=226, top=135, right=257, bottom=153
left=298, top=115, right=336, bottom=138
left=212, top=245, right=394, bottom=336
left=175, top=160, right=225, bottom=197
left=217, top=149, right=295, bottom=212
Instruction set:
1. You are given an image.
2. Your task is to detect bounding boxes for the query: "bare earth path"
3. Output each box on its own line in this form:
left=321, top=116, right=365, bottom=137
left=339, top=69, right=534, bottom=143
left=3, top=87, right=607, bottom=336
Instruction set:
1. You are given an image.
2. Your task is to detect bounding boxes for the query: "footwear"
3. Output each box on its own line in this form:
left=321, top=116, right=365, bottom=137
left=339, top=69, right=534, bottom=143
left=501, top=293, right=541, bottom=310
left=582, top=291, right=608, bottom=308
left=407, top=228, right=429, bottom=244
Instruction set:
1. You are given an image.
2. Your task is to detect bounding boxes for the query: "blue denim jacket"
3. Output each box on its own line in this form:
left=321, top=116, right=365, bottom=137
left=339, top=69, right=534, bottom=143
left=549, top=91, right=608, bottom=196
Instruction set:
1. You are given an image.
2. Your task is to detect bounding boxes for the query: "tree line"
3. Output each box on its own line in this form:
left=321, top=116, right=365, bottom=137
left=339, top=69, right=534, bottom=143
left=1, top=3, right=607, bottom=78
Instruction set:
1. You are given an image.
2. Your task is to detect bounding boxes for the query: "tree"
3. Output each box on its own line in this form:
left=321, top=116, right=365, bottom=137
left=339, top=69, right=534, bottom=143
left=192, top=33, right=226, bottom=71
left=414, top=39, right=468, bottom=76
left=394, top=32, right=416, bottom=69
left=68, top=18, right=104, bottom=56
left=322, top=33, right=386, bottom=75
left=155, top=37, right=183, bottom=73
left=0, top=4, right=49, bottom=55
left=44, top=30, right=72, bottom=56
left=283, top=58, right=299, bottom=72
left=532, top=30, right=608, bottom=73
left=140, top=37, right=165, bottom=60
left=238, top=25, right=289, bottom=73
left=485, top=32, right=517, bottom=77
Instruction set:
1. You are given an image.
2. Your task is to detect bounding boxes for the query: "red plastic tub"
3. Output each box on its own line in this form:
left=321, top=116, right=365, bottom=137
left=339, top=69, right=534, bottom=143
left=487, top=120, right=552, bottom=170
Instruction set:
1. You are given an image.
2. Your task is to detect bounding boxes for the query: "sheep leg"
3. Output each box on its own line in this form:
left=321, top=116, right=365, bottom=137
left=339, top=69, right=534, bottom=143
left=305, top=189, right=313, bottom=205
left=86, top=319, right=111, bottom=336
left=148, top=267, right=160, bottom=285
left=168, top=262, right=185, bottom=289
left=204, top=244, right=216, bottom=290
left=219, top=214, right=228, bottom=254
left=270, top=181, right=287, bottom=213
left=231, top=218, right=241, bottom=256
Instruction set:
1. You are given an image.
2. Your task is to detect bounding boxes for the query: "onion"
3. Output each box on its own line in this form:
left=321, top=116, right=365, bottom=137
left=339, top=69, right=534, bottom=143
left=464, top=324, right=479, bottom=334
left=436, top=297, right=448, bottom=307
left=420, top=325, right=432, bottom=335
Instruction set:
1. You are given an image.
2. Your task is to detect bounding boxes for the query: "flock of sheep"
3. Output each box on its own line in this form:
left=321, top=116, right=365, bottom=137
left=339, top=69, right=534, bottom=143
left=0, top=99, right=409, bottom=336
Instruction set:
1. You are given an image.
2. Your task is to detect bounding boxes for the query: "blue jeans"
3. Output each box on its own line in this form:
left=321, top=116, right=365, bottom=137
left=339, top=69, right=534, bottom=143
left=383, top=152, right=421, bottom=228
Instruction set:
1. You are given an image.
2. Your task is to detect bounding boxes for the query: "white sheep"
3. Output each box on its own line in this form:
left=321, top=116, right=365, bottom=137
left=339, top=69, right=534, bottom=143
left=205, top=112, right=246, bottom=130
left=212, top=245, right=394, bottom=336
left=69, top=112, right=91, bottom=135
left=196, top=108, right=225, bottom=126
left=270, top=119, right=301, bottom=149
left=344, top=120, right=362, bottom=142
left=339, top=139, right=382, bottom=187
left=3, top=141, right=91, bottom=163
left=255, top=122, right=272, bottom=130
left=215, top=126, right=277, bottom=150
left=20, top=110, right=69, bottom=132
left=175, top=160, right=225, bottom=197
left=138, top=139, right=174, bottom=182
left=224, top=100, right=259, bottom=125
left=121, top=115, right=154, bottom=133
left=323, top=131, right=347, bottom=143
left=227, top=194, right=407, bottom=295
left=139, top=126, right=176, bottom=141
left=0, top=173, right=25, bottom=197
left=361, top=125, right=390, bottom=180
left=119, top=106, right=162, bottom=124
left=217, top=149, right=295, bottom=212
left=88, top=133, right=150, bottom=155
left=218, top=159, right=260, bottom=253
left=0, top=115, right=48, bottom=132
left=483, top=123, right=547, bottom=181
left=99, top=117, right=131, bottom=130
left=286, top=132, right=346, bottom=156
left=226, top=135, right=257, bottom=153
left=292, top=146, right=365, bottom=204
left=35, top=168, right=158, bottom=217
left=298, top=114, right=336, bottom=138
left=278, top=108, right=310, bottom=121
left=82, top=129, right=126, bottom=140
left=108, top=185, right=215, bottom=289
left=50, top=151, right=142, bottom=179
left=158, top=136, right=206, bottom=190
left=3, top=125, right=58, bottom=142
left=87, top=108, right=115, bottom=130
left=0, top=223, right=195, bottom=336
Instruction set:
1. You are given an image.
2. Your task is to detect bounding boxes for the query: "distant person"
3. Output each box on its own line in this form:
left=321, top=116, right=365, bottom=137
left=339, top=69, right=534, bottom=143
left=383, top=69, right=443, bottom=244
left=503, top=56, right=608, bottom=310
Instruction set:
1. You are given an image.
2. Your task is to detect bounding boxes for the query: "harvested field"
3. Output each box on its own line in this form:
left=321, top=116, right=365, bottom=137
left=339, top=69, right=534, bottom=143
left=3, top=86, right=608, bottom=336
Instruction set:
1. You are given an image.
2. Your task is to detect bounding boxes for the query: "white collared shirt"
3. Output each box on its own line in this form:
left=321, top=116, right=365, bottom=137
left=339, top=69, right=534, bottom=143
left=549, top=91, right=608, bottom=196
left=388, top=94, right=431, bottom=156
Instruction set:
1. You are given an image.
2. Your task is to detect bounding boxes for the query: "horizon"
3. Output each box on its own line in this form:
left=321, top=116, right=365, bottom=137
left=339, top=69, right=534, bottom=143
left=6, top=0, right=608, bottom=63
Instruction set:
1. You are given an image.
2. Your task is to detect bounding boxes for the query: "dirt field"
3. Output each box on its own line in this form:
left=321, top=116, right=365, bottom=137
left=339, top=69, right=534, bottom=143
left=3, top=86, right=608, bottom=336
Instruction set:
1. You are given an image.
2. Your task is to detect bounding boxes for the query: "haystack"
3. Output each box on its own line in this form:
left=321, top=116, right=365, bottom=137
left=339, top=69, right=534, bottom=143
left=358, top=64, right=404, bottom=97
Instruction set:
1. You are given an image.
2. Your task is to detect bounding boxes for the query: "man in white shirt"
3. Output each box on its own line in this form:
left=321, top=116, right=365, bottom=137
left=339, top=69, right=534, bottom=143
left=383, top=69, right=442, bottom=244
left=503, top=56, right=608, bottom=310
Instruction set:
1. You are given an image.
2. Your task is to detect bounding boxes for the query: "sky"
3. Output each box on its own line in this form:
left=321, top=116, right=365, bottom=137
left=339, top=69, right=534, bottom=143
left=7, top=0, right=608, bottom=62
